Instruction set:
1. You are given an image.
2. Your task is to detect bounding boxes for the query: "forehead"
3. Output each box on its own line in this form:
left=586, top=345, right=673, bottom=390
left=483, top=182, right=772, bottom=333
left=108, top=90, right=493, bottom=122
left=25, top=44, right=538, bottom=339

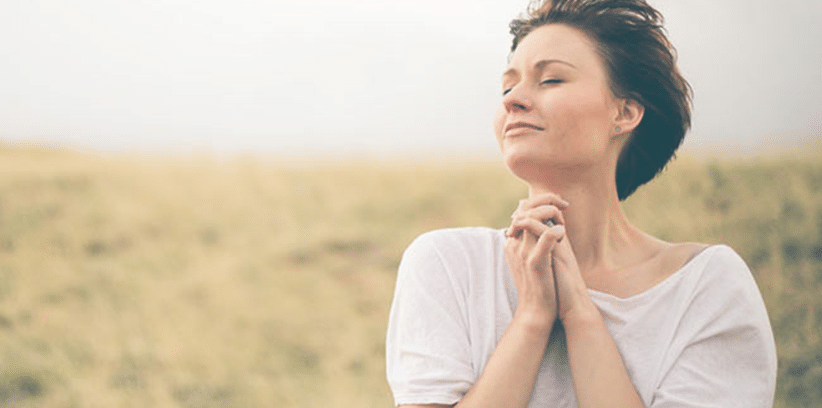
left=505, top=23, right=603, bottom=74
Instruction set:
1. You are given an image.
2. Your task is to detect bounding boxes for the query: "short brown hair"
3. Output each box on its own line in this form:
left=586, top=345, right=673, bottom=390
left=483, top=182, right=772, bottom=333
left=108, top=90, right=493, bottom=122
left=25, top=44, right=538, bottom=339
left=509, top=0, right=692, bottom=200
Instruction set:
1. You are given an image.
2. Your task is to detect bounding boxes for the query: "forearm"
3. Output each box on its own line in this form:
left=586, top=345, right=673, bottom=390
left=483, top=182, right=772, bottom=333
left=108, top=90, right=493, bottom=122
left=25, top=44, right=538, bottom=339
left=456, top=312, right=554, bottom=408
left=564, top=304, right=644, bottom=408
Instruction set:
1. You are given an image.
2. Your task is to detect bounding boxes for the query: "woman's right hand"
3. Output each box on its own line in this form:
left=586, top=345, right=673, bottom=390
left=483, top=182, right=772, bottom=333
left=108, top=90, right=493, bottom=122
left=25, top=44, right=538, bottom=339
left=504, top=194, right=569, bottom=334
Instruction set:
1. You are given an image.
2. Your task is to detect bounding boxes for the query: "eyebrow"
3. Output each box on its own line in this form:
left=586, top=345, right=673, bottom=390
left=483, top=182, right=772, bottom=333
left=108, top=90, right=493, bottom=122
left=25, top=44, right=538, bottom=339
left=502, top=59, right=577, bottom=80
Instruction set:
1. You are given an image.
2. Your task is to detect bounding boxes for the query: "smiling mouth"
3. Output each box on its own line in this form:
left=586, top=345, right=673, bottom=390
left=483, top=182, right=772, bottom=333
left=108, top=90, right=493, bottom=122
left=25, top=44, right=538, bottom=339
left=505, top=122, right=544, bottom=133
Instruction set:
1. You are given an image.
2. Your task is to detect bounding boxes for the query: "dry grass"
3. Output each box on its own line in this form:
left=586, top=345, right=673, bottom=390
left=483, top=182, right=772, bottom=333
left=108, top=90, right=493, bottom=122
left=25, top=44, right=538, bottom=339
left=0, top=145, right=820, bottom=407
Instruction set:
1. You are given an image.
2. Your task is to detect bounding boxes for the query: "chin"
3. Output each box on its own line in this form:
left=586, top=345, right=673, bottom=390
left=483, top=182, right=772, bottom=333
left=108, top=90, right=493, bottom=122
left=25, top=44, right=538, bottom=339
left=503, top=150, right=553, bottom=181
left=502, top=149, right=592, bottom=184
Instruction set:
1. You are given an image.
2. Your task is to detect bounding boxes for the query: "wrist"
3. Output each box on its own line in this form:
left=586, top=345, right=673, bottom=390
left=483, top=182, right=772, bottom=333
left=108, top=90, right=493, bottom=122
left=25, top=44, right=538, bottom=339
left=559, top=299, right=602, bottom=334
left=513, top=307, right=556, bottom=338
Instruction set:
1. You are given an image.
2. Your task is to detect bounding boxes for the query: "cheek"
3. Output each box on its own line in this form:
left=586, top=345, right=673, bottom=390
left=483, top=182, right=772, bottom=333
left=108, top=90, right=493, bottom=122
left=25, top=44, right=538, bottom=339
left=555, top=92, right=613, bottom=137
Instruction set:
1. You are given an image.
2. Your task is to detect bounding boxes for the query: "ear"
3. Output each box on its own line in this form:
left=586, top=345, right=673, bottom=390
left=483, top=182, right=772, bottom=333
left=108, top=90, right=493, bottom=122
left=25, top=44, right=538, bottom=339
left=613, top=98, right=644, bottom=137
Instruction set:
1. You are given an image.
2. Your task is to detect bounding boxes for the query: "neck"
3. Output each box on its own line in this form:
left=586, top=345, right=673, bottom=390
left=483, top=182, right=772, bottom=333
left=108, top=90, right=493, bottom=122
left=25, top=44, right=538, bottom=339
left=527, top=170, right=644, bottom=275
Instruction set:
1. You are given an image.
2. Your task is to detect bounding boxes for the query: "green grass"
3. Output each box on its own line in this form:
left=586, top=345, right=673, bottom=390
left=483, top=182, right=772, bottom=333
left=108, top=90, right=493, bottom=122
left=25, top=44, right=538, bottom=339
left=0, top=145, right=820, bottom=407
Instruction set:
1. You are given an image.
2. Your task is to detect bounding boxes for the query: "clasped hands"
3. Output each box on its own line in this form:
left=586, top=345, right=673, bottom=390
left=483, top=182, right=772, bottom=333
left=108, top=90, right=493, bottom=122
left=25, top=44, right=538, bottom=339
left=504, top=193, right=592, bottom=331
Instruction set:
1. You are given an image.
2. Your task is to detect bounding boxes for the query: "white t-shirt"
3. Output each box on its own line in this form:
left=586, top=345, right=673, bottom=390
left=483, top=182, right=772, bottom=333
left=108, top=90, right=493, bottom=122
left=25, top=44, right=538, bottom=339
left=386, top=227, right=777, bottom=407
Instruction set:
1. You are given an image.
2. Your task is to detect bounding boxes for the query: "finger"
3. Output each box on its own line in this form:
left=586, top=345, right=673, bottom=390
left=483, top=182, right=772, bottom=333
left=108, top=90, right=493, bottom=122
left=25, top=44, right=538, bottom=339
left=505, top=224, right=524, bottom=238
left=510, top=199, right=529, bottom=219
left=507, top=217, right=539, bottom=239
left=548, top=236, right=590, bottom=321
left=509, top=197, right=538, bottom=219
left=506, top=201, right=531, bottom=237
left=507, top=215, right=555, bottom=238
left=519, top=205, right=566, bottom=227
left=509, top=216, right=564, bottom=240
left=537, top=223, right=566, bottom=248
left=509, top=204, right=565, bottom=237
left=551, top=237, right=578, bottom=273
left=523, top=224, right=565, bottom=281
left=508, top=223, right=540, bottom=270
left=511, top=195, right=569, bottom=223
left=530, top=223, right=566, bottom=267
left=522, top=193, right=569, bottom=212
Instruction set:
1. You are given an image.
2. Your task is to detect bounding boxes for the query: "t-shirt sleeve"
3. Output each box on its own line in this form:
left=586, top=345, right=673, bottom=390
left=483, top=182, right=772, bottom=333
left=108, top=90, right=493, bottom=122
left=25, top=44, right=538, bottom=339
left=651, top=246, right=777, bottom=408
left=386, top=231, right=474, bottom=406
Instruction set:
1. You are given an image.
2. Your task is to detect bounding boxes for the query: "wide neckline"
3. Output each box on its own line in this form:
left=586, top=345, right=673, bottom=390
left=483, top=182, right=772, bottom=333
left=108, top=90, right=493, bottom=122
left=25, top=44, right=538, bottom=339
left=587, top=245, right=719, bottom=302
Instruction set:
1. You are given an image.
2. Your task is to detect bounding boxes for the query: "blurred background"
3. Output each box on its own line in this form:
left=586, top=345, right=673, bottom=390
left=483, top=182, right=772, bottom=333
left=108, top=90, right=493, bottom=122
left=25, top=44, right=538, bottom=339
left=2, top=0, right=821, bottom=157
left=1, top=0, right=821, bottom=407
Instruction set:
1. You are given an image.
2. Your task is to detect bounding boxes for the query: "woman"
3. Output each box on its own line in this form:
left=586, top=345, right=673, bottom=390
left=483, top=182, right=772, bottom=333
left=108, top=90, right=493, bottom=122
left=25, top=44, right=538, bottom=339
left=386, top=0, right=777, bottom=407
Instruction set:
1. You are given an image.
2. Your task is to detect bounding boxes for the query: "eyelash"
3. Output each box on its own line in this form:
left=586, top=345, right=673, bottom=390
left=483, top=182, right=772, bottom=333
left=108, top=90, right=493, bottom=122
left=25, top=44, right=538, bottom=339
left=502, top=78, right=563, bottom=96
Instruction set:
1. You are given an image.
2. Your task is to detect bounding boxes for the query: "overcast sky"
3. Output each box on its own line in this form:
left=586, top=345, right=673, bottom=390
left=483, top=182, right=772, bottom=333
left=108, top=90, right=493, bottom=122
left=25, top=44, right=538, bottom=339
left=1, top=0, right=820, bottom=158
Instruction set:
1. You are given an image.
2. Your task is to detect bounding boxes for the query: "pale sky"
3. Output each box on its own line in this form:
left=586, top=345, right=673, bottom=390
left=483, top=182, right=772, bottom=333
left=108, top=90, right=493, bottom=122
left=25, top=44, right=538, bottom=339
left=1, top=0, right=820, bottom=158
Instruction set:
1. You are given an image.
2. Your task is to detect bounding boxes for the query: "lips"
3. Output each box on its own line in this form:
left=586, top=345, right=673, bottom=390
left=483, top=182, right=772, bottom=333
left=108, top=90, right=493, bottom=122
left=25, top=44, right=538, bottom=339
left=504, top=121, right=544, bottom=134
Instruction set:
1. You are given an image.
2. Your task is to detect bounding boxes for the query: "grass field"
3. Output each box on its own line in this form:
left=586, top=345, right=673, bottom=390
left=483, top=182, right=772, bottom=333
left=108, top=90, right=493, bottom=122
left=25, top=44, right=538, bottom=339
left=1, top=144, right=821, bottom=407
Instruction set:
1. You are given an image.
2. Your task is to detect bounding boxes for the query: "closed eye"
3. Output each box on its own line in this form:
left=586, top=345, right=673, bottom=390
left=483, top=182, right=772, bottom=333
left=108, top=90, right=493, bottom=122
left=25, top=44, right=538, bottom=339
left=502, top=78, right=562, bottom=96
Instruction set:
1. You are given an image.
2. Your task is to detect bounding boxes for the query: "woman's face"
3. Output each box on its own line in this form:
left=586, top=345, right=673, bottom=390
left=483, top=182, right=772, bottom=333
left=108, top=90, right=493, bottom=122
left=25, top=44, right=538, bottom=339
left=494, top=24, right=623, bottom=180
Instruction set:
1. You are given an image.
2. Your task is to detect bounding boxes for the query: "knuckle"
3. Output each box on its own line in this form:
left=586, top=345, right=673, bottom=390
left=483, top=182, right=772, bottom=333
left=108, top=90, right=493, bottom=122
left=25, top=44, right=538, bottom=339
left=548, top=226, right=566, bottom=240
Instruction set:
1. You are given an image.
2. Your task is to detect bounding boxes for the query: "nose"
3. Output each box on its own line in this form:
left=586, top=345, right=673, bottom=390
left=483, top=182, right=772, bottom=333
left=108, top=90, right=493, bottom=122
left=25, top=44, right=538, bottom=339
left=502, top=84, right=532, bottom=112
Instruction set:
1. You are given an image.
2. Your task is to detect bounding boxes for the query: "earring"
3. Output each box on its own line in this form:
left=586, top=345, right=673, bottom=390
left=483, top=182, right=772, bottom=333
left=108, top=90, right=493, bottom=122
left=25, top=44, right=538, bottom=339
left=615, top=126, right=622, bottom=133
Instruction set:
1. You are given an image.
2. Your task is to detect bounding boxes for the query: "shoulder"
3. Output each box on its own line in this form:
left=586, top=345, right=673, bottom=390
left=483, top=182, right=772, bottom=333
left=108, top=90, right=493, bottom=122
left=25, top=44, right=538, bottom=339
left=678, top=244, right=772, bottom=334
left=410, top=226, right=505, bottom=246
left=658, top=242, right=753, bottom=290
left=645, top=243, right=769, bottom=330
left=690, top=244, right=756, bottom=288
left=397, top=227, right=506, bottom=291
left=656, top=244, right=777, bottom=404
left=403, top=226, right=505, bottom=260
